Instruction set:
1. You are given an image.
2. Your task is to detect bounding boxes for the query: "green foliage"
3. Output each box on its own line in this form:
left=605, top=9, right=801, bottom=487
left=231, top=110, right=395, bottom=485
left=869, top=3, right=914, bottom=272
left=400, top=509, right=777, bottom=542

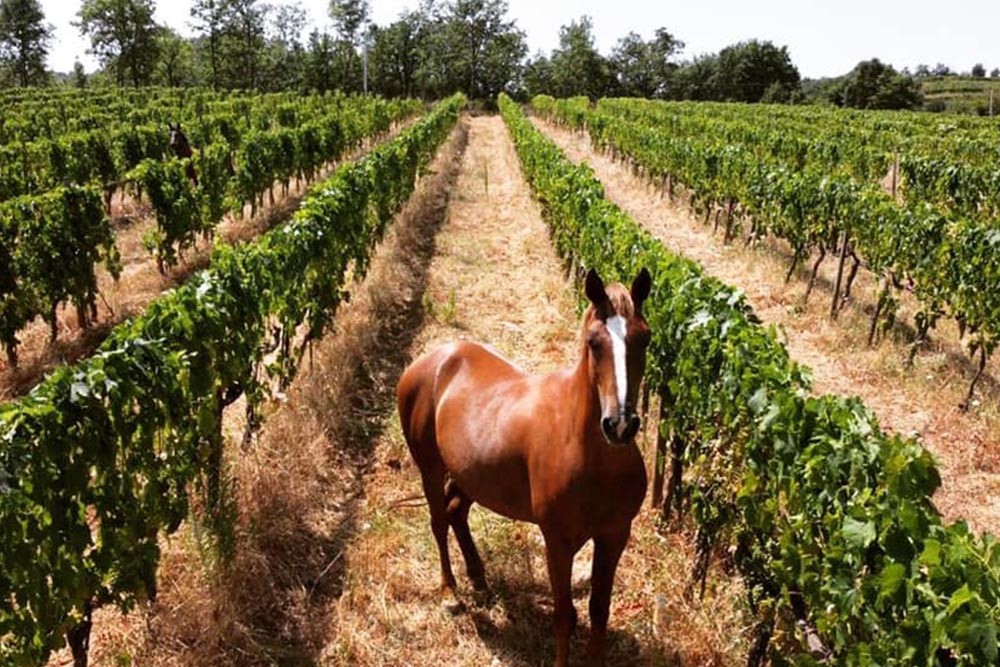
left=0, top=92, right=465, bottom=665
left=0, top=186, right=119, bottom=363
left=417, top=0, right=527, bottom=102
left=0, top=90, right=422, bottom=351
left=0, top=0, right=51, bottom=87
left=328, top=0, right=369, bottom=44
left=506, top=93, right=1000, bottom=664
left=609, top=29, right=684, bottom=99
left=366, top=11, right=422, bottom=98
left=75, top=0, right=159, bottom=87
left=546, top=16, right=616, bottom=100
left=829, top=59, right=923, bottom=110
left=536, top=95, right=1000, bottom=400
left=154, top=27, right=196, bottom=88
left=712, top=40, right=800, bottom=103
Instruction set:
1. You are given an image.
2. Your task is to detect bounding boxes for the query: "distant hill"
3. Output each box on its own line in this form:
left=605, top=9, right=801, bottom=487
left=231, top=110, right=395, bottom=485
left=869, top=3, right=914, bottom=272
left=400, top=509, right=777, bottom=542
left=921, top=76, right=1000, bottom=115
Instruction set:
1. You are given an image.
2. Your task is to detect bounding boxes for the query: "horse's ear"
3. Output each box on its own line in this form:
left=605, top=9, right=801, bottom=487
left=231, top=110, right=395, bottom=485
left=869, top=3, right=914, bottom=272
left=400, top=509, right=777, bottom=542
left=585, top=268, right=609, bottom=314
left=631, top=267, right=651, bottom=315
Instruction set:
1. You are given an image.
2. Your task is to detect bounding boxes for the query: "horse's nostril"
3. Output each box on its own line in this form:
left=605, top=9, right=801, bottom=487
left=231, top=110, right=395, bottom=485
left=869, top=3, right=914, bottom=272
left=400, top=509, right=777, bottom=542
left=601, top=416, right=616, bottom=434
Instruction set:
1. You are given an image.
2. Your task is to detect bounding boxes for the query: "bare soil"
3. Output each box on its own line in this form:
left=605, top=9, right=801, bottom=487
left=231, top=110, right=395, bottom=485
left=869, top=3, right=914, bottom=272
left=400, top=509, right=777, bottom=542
left=534, top=118, right=1000, bottom=536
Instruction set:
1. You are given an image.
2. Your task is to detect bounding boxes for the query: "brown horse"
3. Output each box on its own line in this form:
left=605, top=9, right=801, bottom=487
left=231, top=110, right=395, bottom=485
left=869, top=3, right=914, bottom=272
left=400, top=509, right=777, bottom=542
left=168, top=122, right=198, bottom=186
left=397, top=267, right=652, bottom=667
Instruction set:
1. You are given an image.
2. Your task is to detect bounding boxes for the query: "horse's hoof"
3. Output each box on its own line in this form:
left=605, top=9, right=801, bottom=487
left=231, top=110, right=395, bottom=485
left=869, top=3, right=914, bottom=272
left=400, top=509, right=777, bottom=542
left=440, top=592, right=465, bottom=615
left=471, top=583, right=492, bottom=606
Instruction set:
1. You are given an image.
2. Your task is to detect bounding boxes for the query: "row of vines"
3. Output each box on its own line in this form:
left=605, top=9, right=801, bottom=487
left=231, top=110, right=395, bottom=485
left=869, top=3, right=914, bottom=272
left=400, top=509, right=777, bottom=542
left=0, top=93, right=422, bottom=370
left=533, top=95, right=1000, bottom=408
left=501, top=93, right=1000, bottom=666
left=0, top=93, right=465, bottom=667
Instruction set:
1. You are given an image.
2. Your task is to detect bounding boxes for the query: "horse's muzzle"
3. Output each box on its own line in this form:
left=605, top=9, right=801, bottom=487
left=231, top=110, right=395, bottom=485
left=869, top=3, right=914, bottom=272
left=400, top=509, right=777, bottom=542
left=601, top=413, right=641, bottom=445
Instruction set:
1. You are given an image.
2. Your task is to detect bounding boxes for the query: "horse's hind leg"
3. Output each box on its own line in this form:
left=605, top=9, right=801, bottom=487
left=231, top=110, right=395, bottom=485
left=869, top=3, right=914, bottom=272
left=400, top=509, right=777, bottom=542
left=398, top=357, right=459, bottom=607
left=417, top=465, right=459, bottom=606
left=444, top=478, right=487, bottom=591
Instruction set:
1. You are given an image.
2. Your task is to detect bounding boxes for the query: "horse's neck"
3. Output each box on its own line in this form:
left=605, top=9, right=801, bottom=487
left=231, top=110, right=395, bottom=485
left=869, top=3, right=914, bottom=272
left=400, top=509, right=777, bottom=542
left=172, top=140, right=192, bottom=158
left=567, top=347, right=603, bottom=447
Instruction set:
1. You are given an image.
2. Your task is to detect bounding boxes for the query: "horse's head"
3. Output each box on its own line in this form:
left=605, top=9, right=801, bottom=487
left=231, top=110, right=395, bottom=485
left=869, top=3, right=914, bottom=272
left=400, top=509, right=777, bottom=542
left=168, top=123, right=188, bottom=153
left=583, top=267, right=652, bottom=446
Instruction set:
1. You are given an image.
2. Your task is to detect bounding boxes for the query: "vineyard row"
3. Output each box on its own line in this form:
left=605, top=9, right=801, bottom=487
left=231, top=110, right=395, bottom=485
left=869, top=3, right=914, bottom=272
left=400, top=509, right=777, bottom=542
left=0, top=94, right=465, bottom=667
left=534, top=96, right=1000, bottom=407
left=501, top=93, right=1000, bottom=666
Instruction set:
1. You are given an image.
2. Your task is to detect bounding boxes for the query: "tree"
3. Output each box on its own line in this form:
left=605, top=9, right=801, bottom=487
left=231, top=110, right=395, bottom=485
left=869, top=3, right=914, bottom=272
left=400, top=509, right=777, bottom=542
left=367, top=11, right=424, bottom=97
left=72, top=60, right=87, bottom=87
left=262, top=2, right=307, bottom=91
left=217, top=0, right=268, bottom=89
left=303, top=29, right=337, bottom=91
left=992, top=67, right=1000, bottom=78
left=830, top=58, right=922, bottom=110
left=417, top=0, right=525, bottom=101
left=329, top=0, right=369, bottom=45
left=711, top=39, right=800, bottom=102
left=522, top=51, right=553, bottom=97
left=0, top=0, right=52, bottom=86
left=914, top=63, right=930, bottom=78
left=549, top=16, right=615, bottom=99
left=610, top=28, right=683, bottom=98
left=972, top=62, right=986, bottom=78
left=665, top=55, right=719, bottom=100
left=932, top=62, right=952, bottom=76
left=155, top=26, right=196, bottom=86
left=190, top=0, right=226, bottom=89
left=76, top=0, right=159, bottom=87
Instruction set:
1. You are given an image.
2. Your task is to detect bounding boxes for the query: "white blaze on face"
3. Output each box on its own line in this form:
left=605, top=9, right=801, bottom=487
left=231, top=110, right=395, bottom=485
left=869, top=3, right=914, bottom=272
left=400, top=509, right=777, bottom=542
left=606, top=315, right=628, bottom=410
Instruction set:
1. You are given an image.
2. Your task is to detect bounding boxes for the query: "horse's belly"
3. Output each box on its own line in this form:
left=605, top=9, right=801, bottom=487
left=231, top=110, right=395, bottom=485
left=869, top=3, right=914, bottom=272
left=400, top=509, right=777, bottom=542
left=435, top=394, right=535, bottom=522
left=449, top=456, right=534, bottom=522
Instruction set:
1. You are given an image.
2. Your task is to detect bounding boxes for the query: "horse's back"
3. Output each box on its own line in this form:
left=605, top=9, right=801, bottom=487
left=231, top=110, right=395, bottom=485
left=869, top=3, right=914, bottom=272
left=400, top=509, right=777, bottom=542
left=398, top=341, right=516, bottom=449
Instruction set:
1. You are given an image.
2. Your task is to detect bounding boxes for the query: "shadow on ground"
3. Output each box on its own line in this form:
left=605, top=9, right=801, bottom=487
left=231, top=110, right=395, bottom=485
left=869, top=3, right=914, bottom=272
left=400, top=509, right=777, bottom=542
left=467, top=570, right=655, bottom=667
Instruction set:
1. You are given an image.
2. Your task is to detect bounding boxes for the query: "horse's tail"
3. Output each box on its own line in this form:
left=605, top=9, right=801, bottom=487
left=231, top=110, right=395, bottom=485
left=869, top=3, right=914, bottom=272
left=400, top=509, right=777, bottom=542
left=396, top=350, right=441, bottom=466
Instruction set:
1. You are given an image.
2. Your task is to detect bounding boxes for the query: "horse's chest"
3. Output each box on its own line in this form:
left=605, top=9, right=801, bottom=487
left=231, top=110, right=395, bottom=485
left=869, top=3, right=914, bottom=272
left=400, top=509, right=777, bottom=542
left=583, top=469, right=646, bottom=523
left=544, top=455, right=647, bottom=533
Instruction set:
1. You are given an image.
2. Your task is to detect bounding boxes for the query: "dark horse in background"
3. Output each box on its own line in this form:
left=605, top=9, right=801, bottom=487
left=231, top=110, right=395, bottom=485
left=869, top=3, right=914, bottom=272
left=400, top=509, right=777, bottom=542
left=397, top=268, right=652, bottom=667
left=168, top=122, right=198, bottom=186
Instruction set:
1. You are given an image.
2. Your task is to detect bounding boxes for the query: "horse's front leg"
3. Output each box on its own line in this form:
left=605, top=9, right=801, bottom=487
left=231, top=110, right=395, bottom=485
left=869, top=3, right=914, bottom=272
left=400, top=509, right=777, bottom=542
left=542, top=531, right=577, bottom=667
left=586, top=527, right=631, bottom=665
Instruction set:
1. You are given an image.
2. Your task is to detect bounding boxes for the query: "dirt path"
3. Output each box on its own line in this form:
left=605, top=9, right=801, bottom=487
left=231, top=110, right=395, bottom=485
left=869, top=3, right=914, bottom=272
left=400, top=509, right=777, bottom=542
left=534, top=119, right=1000, bottom=536
left=0, top=125, right=405, bottom=402
left=319, top=115, right=746, bottom=666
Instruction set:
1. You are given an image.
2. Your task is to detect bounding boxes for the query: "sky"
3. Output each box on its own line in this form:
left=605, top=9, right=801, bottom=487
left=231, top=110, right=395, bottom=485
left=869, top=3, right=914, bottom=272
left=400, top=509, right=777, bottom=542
left=42, top=0, right=1000, bottom=80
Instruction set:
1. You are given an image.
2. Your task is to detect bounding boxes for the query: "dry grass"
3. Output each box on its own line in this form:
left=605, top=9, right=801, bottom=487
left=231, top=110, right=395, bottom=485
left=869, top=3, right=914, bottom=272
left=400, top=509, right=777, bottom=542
left=535, top=118, right=1000, bottom=536
left=0, top=125, right=408, bottom=402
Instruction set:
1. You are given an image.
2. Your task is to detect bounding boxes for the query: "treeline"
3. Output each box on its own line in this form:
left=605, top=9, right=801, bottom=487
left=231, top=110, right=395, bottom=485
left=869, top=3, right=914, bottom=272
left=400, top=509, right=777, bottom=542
left=0, top=0, right=979, bottom=111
